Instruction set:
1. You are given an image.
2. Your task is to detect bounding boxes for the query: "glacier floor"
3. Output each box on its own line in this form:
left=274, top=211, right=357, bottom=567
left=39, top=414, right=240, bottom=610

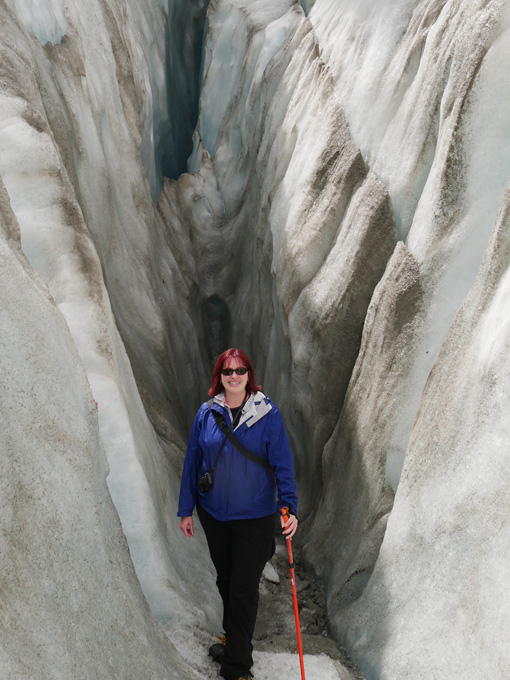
left=167, top=539, right=364, bottom=680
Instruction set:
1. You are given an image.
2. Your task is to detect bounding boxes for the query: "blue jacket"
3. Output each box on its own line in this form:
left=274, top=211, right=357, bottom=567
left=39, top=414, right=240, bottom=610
left=178, top=391, right=298, bottom=521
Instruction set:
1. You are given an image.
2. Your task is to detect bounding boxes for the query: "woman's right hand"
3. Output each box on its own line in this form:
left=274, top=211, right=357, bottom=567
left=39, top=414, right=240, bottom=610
left=281, top=512, right=298, bottom=538
left=179, top=516, right=194, bottom=537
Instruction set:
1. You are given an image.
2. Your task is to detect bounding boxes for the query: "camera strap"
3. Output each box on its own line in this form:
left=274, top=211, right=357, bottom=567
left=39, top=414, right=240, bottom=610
left=207, top=395, right=248, bottom=474
left=209, top=404, right=271, bottom=470
left=209, top=419, right=233, bottom=475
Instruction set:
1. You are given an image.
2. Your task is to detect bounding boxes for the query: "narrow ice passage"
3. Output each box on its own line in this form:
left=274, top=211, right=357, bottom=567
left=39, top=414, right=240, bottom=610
left=1, top=0, right=510, bottom=679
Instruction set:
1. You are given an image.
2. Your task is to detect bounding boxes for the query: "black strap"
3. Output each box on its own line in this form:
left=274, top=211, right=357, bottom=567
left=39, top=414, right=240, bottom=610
left=210, top=408, right=270, bottom=470
left=209, top=421, right=231, bottom=474
left=206, top=396, right=248, bottom=474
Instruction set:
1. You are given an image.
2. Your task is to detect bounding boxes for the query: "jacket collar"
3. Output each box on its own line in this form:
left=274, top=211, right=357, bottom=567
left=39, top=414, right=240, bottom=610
left=212, top=391, right=272, bottom=429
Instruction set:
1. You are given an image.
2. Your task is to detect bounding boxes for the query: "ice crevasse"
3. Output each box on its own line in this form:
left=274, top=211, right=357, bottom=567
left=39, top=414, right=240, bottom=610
left=1, top=0, right=510, bottom=679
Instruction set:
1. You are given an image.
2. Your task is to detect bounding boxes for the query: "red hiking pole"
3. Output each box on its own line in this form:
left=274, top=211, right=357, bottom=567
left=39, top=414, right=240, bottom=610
left=281, top=507, right=306, bottom=680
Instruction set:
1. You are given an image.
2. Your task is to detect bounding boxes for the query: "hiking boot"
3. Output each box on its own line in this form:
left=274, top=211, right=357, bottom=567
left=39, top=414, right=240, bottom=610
left=208, top=634, right=226, bottom=663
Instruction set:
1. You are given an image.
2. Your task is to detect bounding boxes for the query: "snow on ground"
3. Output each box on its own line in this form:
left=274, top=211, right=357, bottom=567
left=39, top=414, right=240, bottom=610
left=254, top=651, right=352, bottom=680
left=169, top=628, right=353, bottom=680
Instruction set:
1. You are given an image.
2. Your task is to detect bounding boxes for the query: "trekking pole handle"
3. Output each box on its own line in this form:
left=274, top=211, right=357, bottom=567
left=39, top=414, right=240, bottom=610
left=281, top=507, right=294, bottom=563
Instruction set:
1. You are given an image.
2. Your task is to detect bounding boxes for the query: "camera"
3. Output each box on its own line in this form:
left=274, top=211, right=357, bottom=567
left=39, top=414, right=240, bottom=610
left=198, top=471, right=214, bottom=493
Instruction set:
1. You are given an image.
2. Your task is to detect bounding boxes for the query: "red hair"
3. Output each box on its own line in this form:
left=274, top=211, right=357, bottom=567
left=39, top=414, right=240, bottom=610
left=208, top=348, right=261, bottom=397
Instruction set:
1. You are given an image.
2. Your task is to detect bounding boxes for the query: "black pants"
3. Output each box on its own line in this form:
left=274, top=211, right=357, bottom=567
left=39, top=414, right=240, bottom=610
left=197, top=505, right=275, bottom=680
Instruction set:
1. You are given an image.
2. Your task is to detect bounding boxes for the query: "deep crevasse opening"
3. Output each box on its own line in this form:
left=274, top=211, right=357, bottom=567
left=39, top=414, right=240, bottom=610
left=137, top=0, right=210, bottom=200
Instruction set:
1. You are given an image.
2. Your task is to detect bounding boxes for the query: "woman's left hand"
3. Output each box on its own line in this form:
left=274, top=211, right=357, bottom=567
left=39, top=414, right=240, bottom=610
left=281, top=512, right=298, bottom=538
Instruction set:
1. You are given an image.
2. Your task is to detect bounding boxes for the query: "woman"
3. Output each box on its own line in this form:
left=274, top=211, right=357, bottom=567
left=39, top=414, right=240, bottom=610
left=178, top=348, right=298, bottom=680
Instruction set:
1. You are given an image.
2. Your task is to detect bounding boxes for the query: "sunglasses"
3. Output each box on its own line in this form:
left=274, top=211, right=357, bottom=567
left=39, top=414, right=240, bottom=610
left=221, top=367, right=248, bottom=376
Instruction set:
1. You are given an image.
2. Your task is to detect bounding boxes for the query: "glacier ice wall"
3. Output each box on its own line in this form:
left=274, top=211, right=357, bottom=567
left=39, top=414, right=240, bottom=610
left=301, top=0, right=510, bottom=678
left=0, top=0, right=218, bottom=677
left=343, top=187, right=510, bottom=678
left=0, top=192, right=191, bottom=679
left=2, top=0, right=510, bottom=678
